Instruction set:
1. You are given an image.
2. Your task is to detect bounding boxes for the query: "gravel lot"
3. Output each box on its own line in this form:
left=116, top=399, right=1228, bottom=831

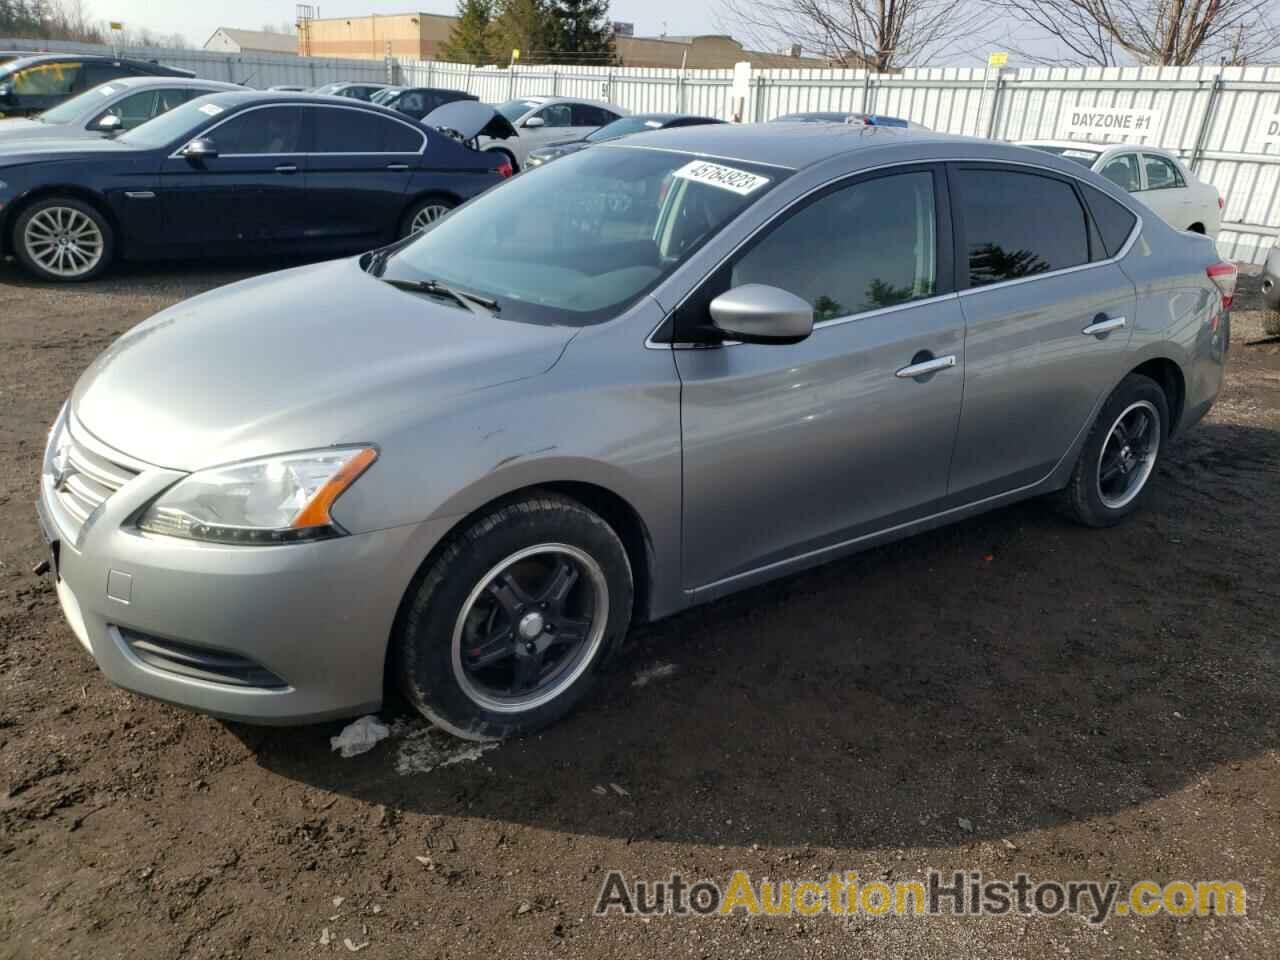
left=0, top=258, right=1277, bottom=959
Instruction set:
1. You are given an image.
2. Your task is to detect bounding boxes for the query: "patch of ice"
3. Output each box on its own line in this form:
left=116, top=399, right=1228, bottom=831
left=389, top=718, right=499, bottom=776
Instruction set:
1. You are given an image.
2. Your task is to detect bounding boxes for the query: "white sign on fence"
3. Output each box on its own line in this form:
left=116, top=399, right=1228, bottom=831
left=1061, top=107, right=1162, bottom=138
left=1259, top=117, right=1280, bottom=147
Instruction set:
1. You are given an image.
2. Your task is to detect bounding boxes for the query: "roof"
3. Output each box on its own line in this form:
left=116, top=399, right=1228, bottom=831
left=602, top=121, right=961, bottom=170
left=0, top=53, right=195, bottom=76
left=207, top=28, right=298, bottom=54
left=100, top=75, right=241, bottom=91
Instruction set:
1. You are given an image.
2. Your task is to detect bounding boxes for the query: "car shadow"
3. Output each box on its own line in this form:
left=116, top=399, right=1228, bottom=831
left=229, top=419, right=1280, bottom=851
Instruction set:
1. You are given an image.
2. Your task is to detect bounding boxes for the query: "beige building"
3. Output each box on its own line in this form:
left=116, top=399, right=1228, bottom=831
left=203, top=27, right=300, bottom=55
left=299, top=12, right=829, bottom=68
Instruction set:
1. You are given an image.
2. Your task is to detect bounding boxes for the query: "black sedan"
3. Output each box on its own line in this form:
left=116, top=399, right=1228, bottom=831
left=523, top=112, right=722, bottom=167
left=0, top=91, right=510, bottom=282
left=0, top=54, right=196, bottom=117
left=382, top=87, right=476, bottom=121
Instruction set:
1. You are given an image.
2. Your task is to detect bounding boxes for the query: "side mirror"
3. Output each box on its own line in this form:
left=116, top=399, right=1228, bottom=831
left=709, top=284, right=814, bottom=345
left=522, top=116, right=545, bottom=129
left=95, top=113, right=122, bottom=132
left=182, top=137, right=217, bottom=160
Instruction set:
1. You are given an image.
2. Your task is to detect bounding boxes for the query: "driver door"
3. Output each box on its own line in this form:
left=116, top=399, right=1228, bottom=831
left=673, top=166, right=966, bottom=596
left=157, top=105, right=310, bottom=256
left=522, top=102, right=573, bottom=150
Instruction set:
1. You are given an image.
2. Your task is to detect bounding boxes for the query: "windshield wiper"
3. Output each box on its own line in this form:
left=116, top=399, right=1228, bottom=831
left=379, top=276, right=500, bottom=314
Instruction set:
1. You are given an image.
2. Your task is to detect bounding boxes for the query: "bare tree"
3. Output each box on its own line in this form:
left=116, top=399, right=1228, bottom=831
left=713, top=0, right=987, bottom=70
left=990, top=0, right=1280, bottom=66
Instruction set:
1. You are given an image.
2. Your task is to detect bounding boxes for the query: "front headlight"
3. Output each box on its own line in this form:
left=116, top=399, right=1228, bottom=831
left=138, top=446, right=378, bottom=545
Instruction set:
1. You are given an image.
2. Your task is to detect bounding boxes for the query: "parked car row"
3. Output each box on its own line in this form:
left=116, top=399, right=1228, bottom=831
left=36, top=119, right=1235, bottom=738
left=0, top=53, right=195, bottom=117
left=0, top=91, right=513, bottom=281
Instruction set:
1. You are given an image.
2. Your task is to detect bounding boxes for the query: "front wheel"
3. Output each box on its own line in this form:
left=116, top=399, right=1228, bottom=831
left=1060, top=373, right=1169, bottom=527
left=13, top=197, right=114, bottom=282
left=396, top=493, right=634, bottom=740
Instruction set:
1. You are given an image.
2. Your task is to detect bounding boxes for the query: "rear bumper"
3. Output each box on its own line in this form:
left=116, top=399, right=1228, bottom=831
left=1262, top=245, right=1280, bottom=311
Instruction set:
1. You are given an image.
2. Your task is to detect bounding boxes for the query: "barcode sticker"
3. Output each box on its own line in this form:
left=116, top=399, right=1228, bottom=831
left=198, top=103, right=223, bottom=117
left=672, top=160, right=770, bottom=196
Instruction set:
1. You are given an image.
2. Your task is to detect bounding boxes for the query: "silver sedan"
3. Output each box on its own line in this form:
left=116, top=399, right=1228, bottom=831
left=40, top=124, right=1234, bottom=739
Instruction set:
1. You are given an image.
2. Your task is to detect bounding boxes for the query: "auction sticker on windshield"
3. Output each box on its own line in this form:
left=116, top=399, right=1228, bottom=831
left=673, top=160, right=770, bottom=196
left=198, top=103, right=224, bottom=117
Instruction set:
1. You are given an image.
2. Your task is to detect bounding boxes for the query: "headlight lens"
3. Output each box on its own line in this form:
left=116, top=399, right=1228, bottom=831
left=139, top=446, right=377, bottom=545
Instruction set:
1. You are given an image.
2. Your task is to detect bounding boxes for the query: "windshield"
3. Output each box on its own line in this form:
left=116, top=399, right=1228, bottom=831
left=1025, top=144, right=1101, bottom=168
left=587, top=116, right=664, bottom=142
left=117, top=95, right=222, bottom=148
left=37, top=83, right=125, bottom=124
left=496, top=98, right=538, bottom=122
left=384, top=146, right=784, bottom=325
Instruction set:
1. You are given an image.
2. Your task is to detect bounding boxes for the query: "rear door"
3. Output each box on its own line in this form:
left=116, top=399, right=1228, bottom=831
left=157, top=104, right=310, bottom=255
left=676, top=165, right=966, bottom=592
left=1137, top=152, right=1193, bottom=230
left=947, top=163, right=1137, bottom=499
left=304, top=104, right=422, bottom=250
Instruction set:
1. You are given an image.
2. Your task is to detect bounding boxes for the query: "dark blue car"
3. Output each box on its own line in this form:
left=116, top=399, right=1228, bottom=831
left=0, top=91, right=510, bottom=282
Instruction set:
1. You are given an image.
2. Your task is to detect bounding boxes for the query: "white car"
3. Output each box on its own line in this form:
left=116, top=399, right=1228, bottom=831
left=1019, top=140, right=1223, bottom=238
left=488, top=96, right=629, bottom=170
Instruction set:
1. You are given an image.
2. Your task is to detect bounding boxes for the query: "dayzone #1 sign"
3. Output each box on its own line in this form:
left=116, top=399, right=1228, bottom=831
left=1062, top=108, right=1161, bottom=137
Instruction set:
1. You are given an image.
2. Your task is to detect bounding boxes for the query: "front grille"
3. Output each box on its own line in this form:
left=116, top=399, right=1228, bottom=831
left=47, top=422, right=139, bottom=539
left=117, top=628, right=288, bottom=689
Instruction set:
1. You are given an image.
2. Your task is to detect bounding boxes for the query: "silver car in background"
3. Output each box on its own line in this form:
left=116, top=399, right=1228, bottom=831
left=39, top=124, right=1235, bottom=740
left=488, top=95, right=629, bottom=170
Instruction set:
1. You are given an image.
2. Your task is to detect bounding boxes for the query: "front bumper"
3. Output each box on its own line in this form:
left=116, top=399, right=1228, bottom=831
left=1262, top=244, right=1280, bottom=311
left=38, top=420, right=443, bottom=724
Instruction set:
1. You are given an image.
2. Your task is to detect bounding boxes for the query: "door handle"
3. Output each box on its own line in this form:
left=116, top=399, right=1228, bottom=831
left=274, top=164, right=298, bottom=174
left=1082, top=315, right=1126, bottom=337
left=385, top=163, right=410, bottom=171
left=895, top=354, right=957, bottom=379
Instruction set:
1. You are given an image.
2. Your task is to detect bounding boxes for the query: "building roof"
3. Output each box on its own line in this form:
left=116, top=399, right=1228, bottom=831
left=207, top=28, right=298, bottom=55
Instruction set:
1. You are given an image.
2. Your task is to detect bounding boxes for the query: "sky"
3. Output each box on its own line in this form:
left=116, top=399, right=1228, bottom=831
left=81, top=1, right=1040, bottom=66
left=85, top=1, right=723, bottom=50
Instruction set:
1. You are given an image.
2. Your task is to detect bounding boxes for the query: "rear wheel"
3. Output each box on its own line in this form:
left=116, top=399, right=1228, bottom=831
left=400, top=195, right=456, bottom=238
left=1060, top=373, right=1169, bottom=527
left=13, top=197, right=113, bottom=282
left=396, top=493, right=633, bottom=740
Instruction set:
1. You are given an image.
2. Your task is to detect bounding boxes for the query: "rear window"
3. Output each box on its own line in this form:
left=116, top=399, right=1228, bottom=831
left=1081, top=185, right=1138, bottom=258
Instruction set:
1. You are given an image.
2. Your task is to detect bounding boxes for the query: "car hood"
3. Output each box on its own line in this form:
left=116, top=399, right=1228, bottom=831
left=424, top=100, right=516, bottom=141
left=0, top=135, right=131, bottom=165
left=71, top=258, right=576, bottom=471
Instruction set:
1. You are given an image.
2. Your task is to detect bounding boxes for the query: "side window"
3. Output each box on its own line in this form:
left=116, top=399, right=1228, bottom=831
left=1099, top=154, right=1140, bottom=192
left=81, top=62, right=131, bottom=89
left=571, top=104, right=611, bottom=127
left=732, top=171, right=937, bottom=322
left=955, top=168, right=1089, bottom=287
left=210, top=107, right=304, bottom=154
left=536, top=104, right=572, bottom=127
left=1081, top=185, right=1138, bottom=258
left=312, top=107, right=423, bottom=153
left=1143, top=154, right=1185, bottom=190
left=97, top=90, right=156, bottom=129
left=12, top=61, right=82, bottom=96
left=155, top=88, right=192, bottom=114
left=398, top=91, right=426, bottom=115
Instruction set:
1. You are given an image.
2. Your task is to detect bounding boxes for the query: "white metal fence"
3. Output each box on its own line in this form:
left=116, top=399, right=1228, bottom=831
left=4, top=39, right=1278, bottom=262
left=403, top=60, right=1280, bottom=264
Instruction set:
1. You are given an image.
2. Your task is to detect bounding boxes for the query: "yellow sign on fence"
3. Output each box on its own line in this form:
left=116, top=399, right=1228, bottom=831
left=988, top=52, right=1009, bottom=67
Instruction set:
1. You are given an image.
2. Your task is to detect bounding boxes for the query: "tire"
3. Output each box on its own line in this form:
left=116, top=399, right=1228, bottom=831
left=13, top=196, right=114, bottom=283
left=400, top=195, right=457, bottom=239
left=1060, top=373, right=1169, bottom=527
left=396, top=493, right=634, bottom=741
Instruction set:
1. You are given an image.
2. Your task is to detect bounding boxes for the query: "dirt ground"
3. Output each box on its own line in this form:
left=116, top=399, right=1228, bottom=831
left=0, top=259, right=1276, bottom=960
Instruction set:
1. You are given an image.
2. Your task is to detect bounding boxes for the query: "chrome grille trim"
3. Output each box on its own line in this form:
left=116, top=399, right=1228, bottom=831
left=47, top=418, right=140, bottom=541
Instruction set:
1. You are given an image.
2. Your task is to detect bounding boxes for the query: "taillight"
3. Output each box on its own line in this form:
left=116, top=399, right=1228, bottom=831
left=496, top=160, right=514, bottom=179
left=1207, top=261, right=1237, bottom=310
left=1217, top=195, right=1224, bottom=210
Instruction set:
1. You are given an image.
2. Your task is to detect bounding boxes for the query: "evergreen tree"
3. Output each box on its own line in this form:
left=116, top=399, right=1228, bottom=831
left=489, top=0, right=553, bottom=64
left=440, top=0, right=495, bottom=65
left=549, top=0, right=615, bottom=63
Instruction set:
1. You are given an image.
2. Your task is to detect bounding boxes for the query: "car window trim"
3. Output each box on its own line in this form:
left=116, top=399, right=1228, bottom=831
left=645, top=154, right=1143, bottom=350
left=1138, top=151, right=1184, bottom=191
left=166, top=102, right=428, bottom=159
